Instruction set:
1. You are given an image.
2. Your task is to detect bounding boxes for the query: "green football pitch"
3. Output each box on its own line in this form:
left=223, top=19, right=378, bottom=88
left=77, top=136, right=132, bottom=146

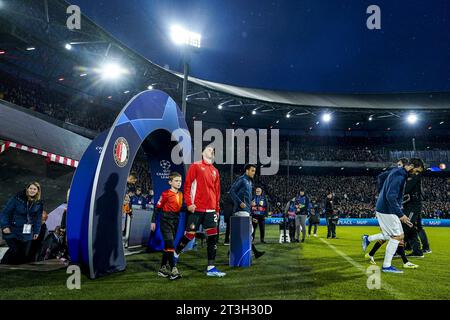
left=0, top=226, right=449, bottom=300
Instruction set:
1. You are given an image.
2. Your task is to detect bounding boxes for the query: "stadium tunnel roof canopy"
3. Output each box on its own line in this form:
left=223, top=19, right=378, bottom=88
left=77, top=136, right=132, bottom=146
left=0, top=0, right=450, bottom=133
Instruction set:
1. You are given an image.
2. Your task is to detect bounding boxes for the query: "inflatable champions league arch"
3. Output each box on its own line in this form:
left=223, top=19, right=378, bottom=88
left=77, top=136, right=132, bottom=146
left=67, top=90, right=191, bottom=279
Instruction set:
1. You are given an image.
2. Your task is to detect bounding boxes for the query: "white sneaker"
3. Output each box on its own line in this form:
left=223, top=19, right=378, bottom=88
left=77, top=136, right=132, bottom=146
left=403, top=262, right=419, bottom=269
left=313, top=234, right=318, bottom=237
left=365, top=253, right=376, bottom=265
left=206, top=266, right=226, bottom=277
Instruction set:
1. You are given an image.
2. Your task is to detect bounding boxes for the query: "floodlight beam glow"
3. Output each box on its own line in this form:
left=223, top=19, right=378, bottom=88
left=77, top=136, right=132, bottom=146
left=322, top=113, right=332, bottom=123
left=407, top=113, right=418, bottom=124
left=98, top=63, right=128, bottom=80
left=170, top=25, right=201, bottom=48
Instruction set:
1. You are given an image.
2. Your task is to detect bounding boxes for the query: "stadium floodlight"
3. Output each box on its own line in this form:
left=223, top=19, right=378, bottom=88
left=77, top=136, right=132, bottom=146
left=276, top=120, right=279, bottom=124
left=123, top=90, right=130, bottom=94
left=368, top=115, right=373, bottom=121
left=286, top=113, right=291, bottom=118
left=98, top=62, right=128, bottom=80
left=147, top=85, right=153, bottom=90
left=218, top=105, right=223, bottom=110
left=240, top=116, right=244, bottom=120
left=252, top=110, right=256, bottom=115
left=80, top=73, right=87, bottom=77
left=322, top=113, right=332, bottom=123
left=65, top=43, right=72, bottom=50
left=26, top=47, right=36, bottom=51
left=440, top=121, right=444, bottom=125
left=316, top=121, right=319, bottom=125
left=170, top=25, right=201, bottom=48
left=356, top=122, right=360, bottom=126
left=171, top=26, right=202, bottom=115
left=406, top=113, right=418, bottom=124
left=202, top=110, right=207, bottom=114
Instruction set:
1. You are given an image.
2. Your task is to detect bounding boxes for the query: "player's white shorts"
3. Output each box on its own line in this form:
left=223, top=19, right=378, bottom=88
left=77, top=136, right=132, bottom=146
left=376, top=212, right=403, bottom=237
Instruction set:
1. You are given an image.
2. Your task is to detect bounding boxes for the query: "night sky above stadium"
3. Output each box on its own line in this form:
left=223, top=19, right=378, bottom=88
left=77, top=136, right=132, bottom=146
left=69, top=0, right=450, bottom=93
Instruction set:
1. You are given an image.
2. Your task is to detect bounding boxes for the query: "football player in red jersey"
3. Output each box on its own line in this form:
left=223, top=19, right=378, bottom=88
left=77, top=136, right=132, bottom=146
left=174, top=145, right=226, bottom=277
left=151, top=172, right=183, bottom=280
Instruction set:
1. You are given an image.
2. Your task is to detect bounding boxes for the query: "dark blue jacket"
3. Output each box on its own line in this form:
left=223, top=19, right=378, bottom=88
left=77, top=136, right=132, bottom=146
left=295, top=195, right=311, bottom=215
left=0, top=192, right=43, bottom=241
left=229, top=174, right=253, bottom=213
left=251, top=194, right=269, bottom=216
left=376, top=167, right=407, bottom=217
left=377, top=169, right=392, bottom=193
left=130, top=194, right=146, bottom=209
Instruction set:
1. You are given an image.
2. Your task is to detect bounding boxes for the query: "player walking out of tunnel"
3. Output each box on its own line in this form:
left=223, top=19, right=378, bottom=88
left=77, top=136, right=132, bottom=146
left=151, top=172, right=183, bottom=280
left=361, top=159, right=419, bottom=274
left=364, top=158, right=421, bottom=269
left=229, top=164, right=265, bottom=259
left=173, top=145, right=226, bottom=277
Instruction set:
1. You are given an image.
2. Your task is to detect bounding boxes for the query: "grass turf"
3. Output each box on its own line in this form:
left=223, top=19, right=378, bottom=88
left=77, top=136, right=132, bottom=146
left=0, top=226, right=449, bottom=300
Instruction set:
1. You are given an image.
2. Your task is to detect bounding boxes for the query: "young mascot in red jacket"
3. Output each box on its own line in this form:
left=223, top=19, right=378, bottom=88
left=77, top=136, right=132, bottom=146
left=174, top=145, right=226, bottom=277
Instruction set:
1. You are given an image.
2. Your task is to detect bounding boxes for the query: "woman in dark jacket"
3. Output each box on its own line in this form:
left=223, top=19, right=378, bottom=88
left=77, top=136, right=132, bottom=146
left=0, top=182, right=43, bottom=264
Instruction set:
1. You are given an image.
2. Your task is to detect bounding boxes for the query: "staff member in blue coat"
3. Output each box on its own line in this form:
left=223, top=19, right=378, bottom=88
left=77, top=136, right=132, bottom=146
left=130, top=186, right=146, bottom=209
left=229, top=164, right=265, bottom=259
left=251, top=187, right=269, bottom=243
left=1, top=182, right=43, bottom=264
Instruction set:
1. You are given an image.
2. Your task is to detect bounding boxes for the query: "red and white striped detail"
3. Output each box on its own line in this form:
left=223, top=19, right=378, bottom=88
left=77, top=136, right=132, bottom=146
left=2, top=141, right=79, bottom=168
left=0, top=141, right=7, bottom=154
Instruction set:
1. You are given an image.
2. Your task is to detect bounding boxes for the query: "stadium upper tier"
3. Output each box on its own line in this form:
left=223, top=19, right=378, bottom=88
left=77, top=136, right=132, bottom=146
left=0, top=0, right=450, bottom=133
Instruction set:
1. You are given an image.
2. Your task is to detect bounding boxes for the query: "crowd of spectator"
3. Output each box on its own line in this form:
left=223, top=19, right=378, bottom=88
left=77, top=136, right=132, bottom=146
left=0, top=70, right=118, bottom=132
left=127, top=156, right=449, bottom=219
left=285, top=145, right=387, bottom=162
left=258, top=174, right=450, bottom=219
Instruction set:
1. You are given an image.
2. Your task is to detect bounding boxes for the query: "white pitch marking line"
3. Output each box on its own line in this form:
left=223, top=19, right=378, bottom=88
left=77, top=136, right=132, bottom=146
left=319, top=237, right=406, bottom=299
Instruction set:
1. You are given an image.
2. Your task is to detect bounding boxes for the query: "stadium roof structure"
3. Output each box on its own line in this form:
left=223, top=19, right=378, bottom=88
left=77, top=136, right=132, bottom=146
left=1, top=0, right=450, bottom=132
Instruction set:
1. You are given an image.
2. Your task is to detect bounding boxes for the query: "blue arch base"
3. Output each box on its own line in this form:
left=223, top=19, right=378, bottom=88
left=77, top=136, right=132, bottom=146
left=67, top=90, right=191, bottom=279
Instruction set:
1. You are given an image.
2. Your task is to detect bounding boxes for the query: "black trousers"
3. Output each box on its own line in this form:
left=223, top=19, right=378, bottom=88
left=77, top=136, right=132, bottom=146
left=404, top=222, right=422, bottom=255
left=252, top=215, right=266, bottom=241
left=288, top=219, right=296, bottom=240
left=1, top=238, right=32, bottom=265
left=308, top=223, right=318, bottom=235
left=326, top=217, right=336, bottom=238
left=404, top=205, right=429, bottom=254
left=416, top=216, right=430, bottom=251
left=224, top=215, right=231, bottom=243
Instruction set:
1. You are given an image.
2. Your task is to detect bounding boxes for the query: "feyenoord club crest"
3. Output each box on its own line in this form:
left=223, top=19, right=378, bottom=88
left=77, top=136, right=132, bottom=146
left=113, top=137, right=130, bottom=167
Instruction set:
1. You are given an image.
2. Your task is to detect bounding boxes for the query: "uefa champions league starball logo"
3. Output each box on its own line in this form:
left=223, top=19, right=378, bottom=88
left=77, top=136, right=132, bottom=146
left=113, top=137, right=129, bottom=167
left=157, top=159, right=172, bottom=179
left=160, top=159, right=171, bottom=171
